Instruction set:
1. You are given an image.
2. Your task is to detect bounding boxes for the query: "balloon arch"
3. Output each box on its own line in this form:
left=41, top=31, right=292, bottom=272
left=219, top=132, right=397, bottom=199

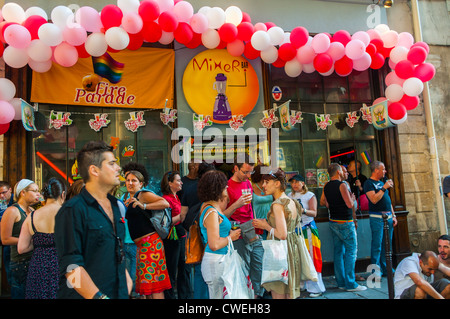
left=0, top=0, right=436, bottom=135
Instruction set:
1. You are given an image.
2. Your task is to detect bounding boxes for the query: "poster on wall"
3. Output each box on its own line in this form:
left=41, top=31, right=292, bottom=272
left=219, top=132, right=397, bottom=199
left=182, top=49, right=260, bottom=124
left=31, top=47, right=174, bottom=109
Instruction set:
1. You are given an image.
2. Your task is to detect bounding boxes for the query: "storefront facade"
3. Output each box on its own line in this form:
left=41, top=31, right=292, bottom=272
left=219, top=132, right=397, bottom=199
left=1, top=0, right=448, bottom=288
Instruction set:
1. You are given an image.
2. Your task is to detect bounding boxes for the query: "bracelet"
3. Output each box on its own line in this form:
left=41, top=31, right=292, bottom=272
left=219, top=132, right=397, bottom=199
left=93, top=291, right=109, bottom=299
left=381, top=188, right=387, bottom=192
left=143, top=203, right=146, bottom=210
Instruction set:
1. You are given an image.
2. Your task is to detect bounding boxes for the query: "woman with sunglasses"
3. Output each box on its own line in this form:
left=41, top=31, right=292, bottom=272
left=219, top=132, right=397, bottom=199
left=252, top=169, right=316, bottom=299
left=124, top=170, right=171, bottom=299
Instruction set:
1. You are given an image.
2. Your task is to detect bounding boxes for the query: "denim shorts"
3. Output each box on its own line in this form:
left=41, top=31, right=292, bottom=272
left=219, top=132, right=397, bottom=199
left=400, top=278, right=450, bottom=299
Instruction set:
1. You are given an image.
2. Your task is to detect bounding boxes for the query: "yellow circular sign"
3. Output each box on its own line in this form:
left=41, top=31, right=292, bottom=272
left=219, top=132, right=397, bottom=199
left=182, top=49, right=260, bottom=124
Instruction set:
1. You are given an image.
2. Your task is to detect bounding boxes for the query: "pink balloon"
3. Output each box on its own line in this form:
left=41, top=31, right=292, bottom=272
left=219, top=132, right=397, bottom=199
left=4, top=24, right=31, bottom=49
left=366, top=29, right=381, bottom=41
left=395, top=60, right=415, bottom=79
left=352, top=31, right=370, bottom=47
left=190, top=13, right=208, bottom=34
left=253, top=22, right=267, bottom=32
left=372, top=97, right=387, bottom=106
left=385, top=71, right=405, bottom=86
left=413, top=62, right=435, bottom=82
left=407, top=46, right=427, bottom=65
left=411, top=41, right=429, bottom=54
left=227, top=39, right=245, bottom=57
left=159, top=11, right=178, bottom=32
left=353, top=52, right=372, bottom=71
left=326, top=41, right=345, bottom=61
left=332, top=30, right=351, bottom=46
left=290, top=26, right=309, bottom=48
left=311, top=33, right=330, bottom=54
left=173, top=1, right=194, bottom=23
left=101, top=4, right=123, bottom=30
left=122, top=12, right=143, bottom=34
left=63, top=24, right=87, bottom=46
left=345, top=39, right=365, bottom=60
left=0, top=101, right=15, bottom=124
left=54, top=42, right=78, bottom=67
left=76, top=6, right=102, bottom=33
left=397, top=32, right=414, bottom=49
left=296, top=44, right=315, bottom=64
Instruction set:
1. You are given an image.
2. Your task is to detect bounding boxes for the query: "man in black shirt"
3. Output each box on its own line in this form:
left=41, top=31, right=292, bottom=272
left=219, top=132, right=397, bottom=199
left=55, top=141, right=132, bottom=299
left=347, top=160, right=367, bottom=198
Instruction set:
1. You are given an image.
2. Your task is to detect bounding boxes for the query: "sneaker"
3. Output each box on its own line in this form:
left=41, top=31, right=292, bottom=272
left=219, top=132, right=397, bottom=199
left=347, top=285, right=367, bottom=292
left=309, top=292, right=323, bottom=298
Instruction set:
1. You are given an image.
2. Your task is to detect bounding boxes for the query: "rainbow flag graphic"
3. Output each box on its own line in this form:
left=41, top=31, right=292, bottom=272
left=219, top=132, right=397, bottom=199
left=361, top=150, right=372, bottom=165
left=92, top=53, right=124, bottom=84
left=315, top=155, right=324, bottom=168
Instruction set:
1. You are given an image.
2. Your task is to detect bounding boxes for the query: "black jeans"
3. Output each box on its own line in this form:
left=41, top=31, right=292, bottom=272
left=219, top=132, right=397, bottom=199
left=163, top=236, right=191, bottom=299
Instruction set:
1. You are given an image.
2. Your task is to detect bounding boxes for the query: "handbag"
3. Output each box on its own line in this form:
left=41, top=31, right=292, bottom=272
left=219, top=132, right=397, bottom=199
left=185, top=219, right=205, bottom=264
left=146, top=207, right=172, bottom=240
left=221, top=237, right=254, bottom=299
left=297, top=232, right=319, bottom=282
left=261, top=228, right=289, bottom=285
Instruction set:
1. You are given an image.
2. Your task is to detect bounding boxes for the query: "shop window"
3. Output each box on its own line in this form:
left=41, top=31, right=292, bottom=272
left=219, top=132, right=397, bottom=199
left=268, top=66, right=380, bottom=218
left=32, top=105, right=171, bottom=195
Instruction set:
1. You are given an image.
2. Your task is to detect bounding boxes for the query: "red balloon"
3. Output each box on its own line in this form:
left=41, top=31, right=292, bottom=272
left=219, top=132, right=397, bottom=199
left=237, top=22, right=254, bottom=42
left=0, top=122, right=10, bottom=136
left=216, top=39, right=227, bottom=49
left=142, top=21, right=162, bottom=42
left=22, top=15, right=47, bottom=40
left=265, top=22, right=276, bottom=30
left=313, top=53, right=333, bottom=73
left=335, top=56, right=353, bottom=76
left=272, top=57, right=286, bottom=68
left=278, top=43, right=296, bottom=62
left=366, top=43, right=377, bottom=56
left=388, top=102, right=407, bottom=120
left=378, top=46, right=393, bottom=59
left=411, top=41, right=429, bottom=54
left=243, top=42, right=260, bottom=60
left=399, top=94, right=420, bottom=110
left=332, top=30, right=351, bottom=46
left=241, top=12, right=251, bottom=23
left=101, top=5, right=123, bottom=30
left=290, top=26, right=309, bottom=48
left=413, top=62, right=435, bottom=82
left=139, top=0, right=160, bottom=23
left=174, top=22, right=193, bottom=45
left=185, top=32, right=202, bottom=49
left=407, top=46, right=427, bottom=65
left=219, top=23, right=238, bottom=43
left=75, top=44, right=91, bottom=58
left=159, top=11, right=178, bottom=32
left=0, top=43, right=4, bottom=58
left=370, top=52, right=385, bottom=69
left=0, top=21, right=18, bottom=43
left=395, top=60, right=415, bottom=79
left=127, top=32, right=144, bottom=50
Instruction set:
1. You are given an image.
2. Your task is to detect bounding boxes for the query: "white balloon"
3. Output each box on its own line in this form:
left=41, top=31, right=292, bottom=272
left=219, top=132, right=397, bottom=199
left=25, top=6, right=49, bottom=20
left=260, top=46, right=278, bottom=64
left=105, top=27, right=130, bottom=50
left=27, top=39, right=52, bottom=62
left=206, top=7, right=225, bottom=29
left=159, top=31, right=174, bottom=45
left=267, top=26, right=285, bottom=46
left=28, top=59, right=53, bottom=73
left=225, top=6, right=243, bottom=26
left=2, top=46, right=29, bottom=68
left=319, top=65, right=335, bottom=76
left=385, top=84, right=404, bottom=102
left=2, top=2, right=26, bottom=23
left=302, top=62, right=316, bottom=74
left=117, top=0, right=140, bottom=14
left=389, top=46, right=408, bottom=64
left=51, top=6, right=75, bottom=29
left=251, top=30, right=271, bottom=51
left=381, top=30, right=398, bottom=48
left=85, top=32, right=107, bottom=57
left=38, top=23, right=63, bottom=47
left=201, top=29, right=220, bottom=49
left=0, top=78, right=16, bottom=101
left=374, top=24, right=390, bottom=34
left=285, top=59, right=303, bottom=77
left=198, top=6, right=211, bottom=16
left=9, top=98, right=23, bottom=120
left=403, top=77, right=424, bottom=97
left=389, top=113, right=407, bottom=125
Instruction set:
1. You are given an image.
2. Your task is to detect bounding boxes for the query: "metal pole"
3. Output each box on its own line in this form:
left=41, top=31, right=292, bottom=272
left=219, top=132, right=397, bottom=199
left=382, top=212, right=394, bottom=299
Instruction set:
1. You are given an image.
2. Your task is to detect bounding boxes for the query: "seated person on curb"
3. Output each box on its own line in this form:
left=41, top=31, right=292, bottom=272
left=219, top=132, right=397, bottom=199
left=394, top=251, right=450, bottom=299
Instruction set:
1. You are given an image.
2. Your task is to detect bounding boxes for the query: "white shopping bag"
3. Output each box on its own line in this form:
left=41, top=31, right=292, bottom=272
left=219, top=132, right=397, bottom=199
left=221, top=237, right=254, bottom=299
left=261, top=229, right=289, bottom=285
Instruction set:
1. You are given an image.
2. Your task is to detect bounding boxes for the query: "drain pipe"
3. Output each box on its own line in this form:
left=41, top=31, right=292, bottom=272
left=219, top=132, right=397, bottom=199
left=410, top=0, right=448, bottom=235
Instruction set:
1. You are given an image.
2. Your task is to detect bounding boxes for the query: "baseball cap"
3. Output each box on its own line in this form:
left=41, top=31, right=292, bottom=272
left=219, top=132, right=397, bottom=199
left=288, top=174, right=304, bottom=182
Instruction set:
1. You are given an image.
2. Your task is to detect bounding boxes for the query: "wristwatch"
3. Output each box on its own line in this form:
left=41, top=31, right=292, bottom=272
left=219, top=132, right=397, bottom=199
left=93, top=291, right=109, bottom=299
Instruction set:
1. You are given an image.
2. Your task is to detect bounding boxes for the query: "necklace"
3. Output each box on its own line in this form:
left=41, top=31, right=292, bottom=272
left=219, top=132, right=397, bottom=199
left=254, top=183, right=264, bottom=195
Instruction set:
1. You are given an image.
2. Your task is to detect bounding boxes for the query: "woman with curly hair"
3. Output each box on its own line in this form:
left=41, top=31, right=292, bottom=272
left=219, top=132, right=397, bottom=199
left=198, top=170, right=241, bottom=299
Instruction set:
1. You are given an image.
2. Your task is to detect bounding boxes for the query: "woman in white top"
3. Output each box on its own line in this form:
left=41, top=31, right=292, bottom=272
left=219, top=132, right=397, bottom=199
left=288, top=174, right=326, bottom=297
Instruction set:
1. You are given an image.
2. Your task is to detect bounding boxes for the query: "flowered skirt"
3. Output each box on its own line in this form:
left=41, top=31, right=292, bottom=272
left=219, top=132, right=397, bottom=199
left=135, top=233, right=172, bottom=295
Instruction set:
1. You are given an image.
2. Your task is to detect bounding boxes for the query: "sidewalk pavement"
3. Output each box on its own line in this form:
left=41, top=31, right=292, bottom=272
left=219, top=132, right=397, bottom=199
left=299, top=272, right=391, bottom=299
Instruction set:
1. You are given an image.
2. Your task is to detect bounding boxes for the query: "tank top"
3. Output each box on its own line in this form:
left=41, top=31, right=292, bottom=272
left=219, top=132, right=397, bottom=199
left=200, top=205, right=231, bottom=255
left=10, top=203, right=33, bottom=262
left=323, top=180, right=353, bottom=221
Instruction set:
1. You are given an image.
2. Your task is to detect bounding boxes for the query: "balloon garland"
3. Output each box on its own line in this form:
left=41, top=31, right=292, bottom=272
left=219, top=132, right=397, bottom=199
left=0, top=0, right=437, bottom=136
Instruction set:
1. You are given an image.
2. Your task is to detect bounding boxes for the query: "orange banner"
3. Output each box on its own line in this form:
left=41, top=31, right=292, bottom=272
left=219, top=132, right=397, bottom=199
left=31, top=47, right=174, bottom=109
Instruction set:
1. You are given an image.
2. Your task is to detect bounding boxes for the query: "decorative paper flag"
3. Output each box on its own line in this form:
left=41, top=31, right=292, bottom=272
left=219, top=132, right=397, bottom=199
left=122, top=145, right=135, bottom=157
left=92, top=52, right=125, bottom=84
left=360, top=104, right=373, bottom=124
left=290, top=110, right=303, bottom=125
left=278, top=100, right=293, bottom=131
left=229, top=115, right=246, bottom=132
left=371, top=100, right=394, bottom=130
left=193, top=114, right=213, bottom=131
left=160, top=107, right=177, bottom=125
left=260, top=108, right=279, bottom=129
left=49, top=110, right=73, bottom=129
left=124, top=111, right=146, bottom=132
left=345, top=111, right=360, bottom=128
left=110, top=136, right=120, bottom=150
left=89, top=113, right=111, bottom=132
left=361, top=150, right=372, bottom=165
left=315, top=114, right=332, bottom=130
left=21, top=99, right=37, bottom=131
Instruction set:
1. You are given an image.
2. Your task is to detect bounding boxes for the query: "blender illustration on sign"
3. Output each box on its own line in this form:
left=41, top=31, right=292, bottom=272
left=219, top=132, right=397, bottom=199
left=212, top=73, right=232, bottom=122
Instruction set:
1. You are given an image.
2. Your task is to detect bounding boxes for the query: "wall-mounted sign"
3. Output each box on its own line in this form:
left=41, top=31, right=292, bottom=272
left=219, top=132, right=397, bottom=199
left=182, top=49, right=259, bottom=124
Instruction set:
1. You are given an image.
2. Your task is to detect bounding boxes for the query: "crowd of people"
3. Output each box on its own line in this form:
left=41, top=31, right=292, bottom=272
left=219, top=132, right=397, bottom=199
left=0, top=140, right=448, bottom=299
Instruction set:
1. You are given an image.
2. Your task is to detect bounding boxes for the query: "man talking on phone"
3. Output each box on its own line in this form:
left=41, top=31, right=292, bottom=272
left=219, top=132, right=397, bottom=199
left=363, top=161, right=397, bottom=280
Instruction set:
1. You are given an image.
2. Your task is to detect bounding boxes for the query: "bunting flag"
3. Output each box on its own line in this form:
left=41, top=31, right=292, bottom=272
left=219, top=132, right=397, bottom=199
left=193, top=114, right=213, bottom=131
left=345, top=111, right=360, bottom=128
left=260, top=108, right=279, bottom=129
left=315, top=114, right=332, bottom=130
left=49, top=110, right=73, bottom=129
left=92, top=52, right=125, bottom=84
left=229, top=114, right=246, bottom=131
left=124, top=111, right=146, bottom=132
left=89, top=113, right=111, bottom=132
